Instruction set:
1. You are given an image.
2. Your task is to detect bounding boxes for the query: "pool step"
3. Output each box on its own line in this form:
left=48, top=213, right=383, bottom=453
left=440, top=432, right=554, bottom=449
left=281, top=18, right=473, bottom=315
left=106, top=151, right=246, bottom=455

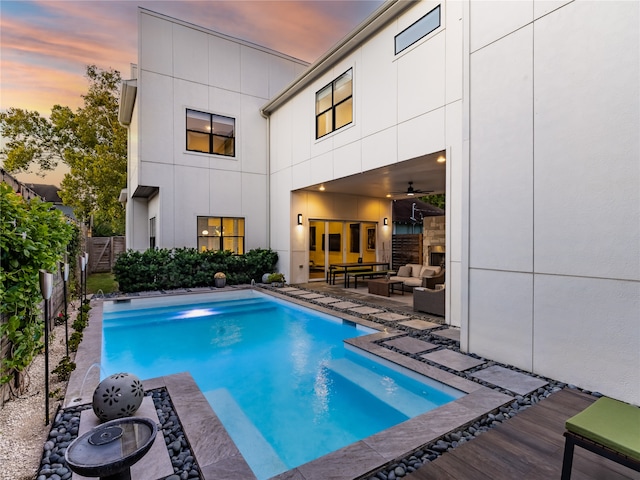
left=104, top=298, right=276, bottom=328
left=324, top=358, right=438, bottom=418
left=204, top=388, right=287, bottom=479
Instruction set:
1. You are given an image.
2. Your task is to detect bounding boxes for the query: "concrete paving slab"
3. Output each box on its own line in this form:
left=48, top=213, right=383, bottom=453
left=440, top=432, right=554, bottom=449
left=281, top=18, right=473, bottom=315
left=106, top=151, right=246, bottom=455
left=373, top=312, right=410, bottom=322
left=331, top=301, right=361, bottom=309
left=421, top=349, right=486, bottom=371
left=298, top=293, right=325, bottom=299
left=431, top=327, right=460, bottom=342
left=471, top=365, right=548, bottom=396
left=314, top=297, right=343, bottom=305
left=398, top=319, right=441, bottom=330
left=383, top=336, right=439, bottom=354
left=349, top=306, right=384, bottom=315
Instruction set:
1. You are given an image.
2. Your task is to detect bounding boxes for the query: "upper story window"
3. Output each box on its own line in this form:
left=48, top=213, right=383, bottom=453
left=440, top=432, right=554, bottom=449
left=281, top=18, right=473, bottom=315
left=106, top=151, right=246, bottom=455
left=186, top=109, right=235, bottom=157
left=395, top=5, right=441, bottom=55
left=316, top=69, right=353, bottom=139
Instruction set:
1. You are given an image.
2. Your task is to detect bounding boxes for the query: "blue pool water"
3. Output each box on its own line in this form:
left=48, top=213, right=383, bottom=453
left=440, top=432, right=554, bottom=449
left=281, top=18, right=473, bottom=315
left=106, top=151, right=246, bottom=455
left=102, top=290, right=463, bottom=479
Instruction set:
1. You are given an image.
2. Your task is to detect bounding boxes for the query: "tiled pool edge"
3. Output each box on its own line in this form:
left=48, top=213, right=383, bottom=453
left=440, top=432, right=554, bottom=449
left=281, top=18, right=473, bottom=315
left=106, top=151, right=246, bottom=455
left=65, top=289, right=513, bottom=480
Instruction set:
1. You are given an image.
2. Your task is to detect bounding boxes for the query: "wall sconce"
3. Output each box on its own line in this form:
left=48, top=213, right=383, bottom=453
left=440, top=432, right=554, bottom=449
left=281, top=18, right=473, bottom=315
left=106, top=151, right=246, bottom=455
left=297, top=214, right=303, bottom=225
left=383, top=217, right=388, bottom=226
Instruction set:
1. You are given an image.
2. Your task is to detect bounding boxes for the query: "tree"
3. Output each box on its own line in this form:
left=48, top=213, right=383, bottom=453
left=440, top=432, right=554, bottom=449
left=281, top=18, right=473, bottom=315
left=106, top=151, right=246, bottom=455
left=0, top=65, right=127, bottom=235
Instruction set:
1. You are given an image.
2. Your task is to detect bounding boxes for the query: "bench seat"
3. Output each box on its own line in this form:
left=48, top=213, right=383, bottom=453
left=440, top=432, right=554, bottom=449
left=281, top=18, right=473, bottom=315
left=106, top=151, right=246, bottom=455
left=347, top=270, right=395, bottom=288
left=561, top=396, right=640, bottom=479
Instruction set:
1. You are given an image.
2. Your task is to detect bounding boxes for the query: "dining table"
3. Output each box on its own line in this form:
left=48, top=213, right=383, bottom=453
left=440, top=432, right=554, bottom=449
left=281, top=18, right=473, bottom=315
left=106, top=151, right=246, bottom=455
left=328, top=261, right=390, bottom=288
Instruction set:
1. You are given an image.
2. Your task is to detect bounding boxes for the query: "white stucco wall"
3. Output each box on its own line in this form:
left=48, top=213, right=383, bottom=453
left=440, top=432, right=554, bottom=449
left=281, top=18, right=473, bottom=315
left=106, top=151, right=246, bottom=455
left=465, top=0, right=639, bottom=404
left=126, top=9, right=306, bottom=252
left=268, top=0, right=464, bottom=326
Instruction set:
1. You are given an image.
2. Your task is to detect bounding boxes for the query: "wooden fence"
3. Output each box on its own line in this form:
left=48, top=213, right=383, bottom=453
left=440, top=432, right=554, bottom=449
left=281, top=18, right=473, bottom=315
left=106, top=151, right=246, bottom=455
left=0, top=275, right=66, bottom=408
left=392, top=234, right=423, bottom=270
left=87, top=236, right=125, bottom=273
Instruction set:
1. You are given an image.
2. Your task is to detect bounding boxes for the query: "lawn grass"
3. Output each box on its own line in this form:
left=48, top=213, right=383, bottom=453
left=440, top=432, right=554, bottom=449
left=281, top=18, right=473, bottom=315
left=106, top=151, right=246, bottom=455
left=86, top=272, right=118, bottom=294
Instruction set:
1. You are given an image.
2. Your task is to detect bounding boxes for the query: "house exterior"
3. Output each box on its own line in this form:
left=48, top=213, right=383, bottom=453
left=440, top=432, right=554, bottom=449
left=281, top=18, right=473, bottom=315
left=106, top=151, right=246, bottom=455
left=120, top=1, right=639, bottom=404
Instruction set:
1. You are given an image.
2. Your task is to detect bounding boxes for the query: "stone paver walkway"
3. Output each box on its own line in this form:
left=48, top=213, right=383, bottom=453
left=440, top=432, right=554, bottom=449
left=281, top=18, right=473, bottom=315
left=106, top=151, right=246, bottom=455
left=431, top=328, right=460, bottom=342
left=399, top=319, right=440, bottom=330
left=383, top=336, right=440, bottom=354
left=471, top=365, right=548, bottom=396
left=421, top=349, right=485, bottom=371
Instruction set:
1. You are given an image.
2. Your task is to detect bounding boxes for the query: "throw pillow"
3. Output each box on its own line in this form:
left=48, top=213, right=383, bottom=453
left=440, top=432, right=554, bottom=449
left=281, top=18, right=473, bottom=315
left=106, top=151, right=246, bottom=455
left=397, top=265, right=412, bottom=277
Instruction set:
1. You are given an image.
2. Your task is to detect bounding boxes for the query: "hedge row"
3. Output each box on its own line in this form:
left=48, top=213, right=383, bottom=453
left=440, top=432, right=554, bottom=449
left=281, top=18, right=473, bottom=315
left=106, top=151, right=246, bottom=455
left=113, top=248, right=278, bottom=293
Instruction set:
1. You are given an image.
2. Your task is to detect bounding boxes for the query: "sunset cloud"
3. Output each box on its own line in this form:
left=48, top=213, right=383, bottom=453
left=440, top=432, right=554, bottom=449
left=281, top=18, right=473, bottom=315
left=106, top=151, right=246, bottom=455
left=1, top=0, right=382, bottom=185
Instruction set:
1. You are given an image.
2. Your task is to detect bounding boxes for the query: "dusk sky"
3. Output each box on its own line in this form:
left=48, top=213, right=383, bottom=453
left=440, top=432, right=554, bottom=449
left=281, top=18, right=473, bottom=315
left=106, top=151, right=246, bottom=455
left=1, top=0, right=383, bottom=185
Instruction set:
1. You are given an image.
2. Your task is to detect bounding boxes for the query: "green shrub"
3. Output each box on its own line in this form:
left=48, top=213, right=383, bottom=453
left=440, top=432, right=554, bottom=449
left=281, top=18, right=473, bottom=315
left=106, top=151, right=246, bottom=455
left=0, top=182, right=74, bottom=385
left=52, top=356, right=76, bottom=381
left=69, top=332, right=83, bottom=352
left=114, top=248, right=278, bottom=293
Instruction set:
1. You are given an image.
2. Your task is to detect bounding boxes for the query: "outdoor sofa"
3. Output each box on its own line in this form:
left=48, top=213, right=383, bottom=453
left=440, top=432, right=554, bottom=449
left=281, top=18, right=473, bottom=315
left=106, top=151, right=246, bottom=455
left=389, top=263, right=445, bottom=290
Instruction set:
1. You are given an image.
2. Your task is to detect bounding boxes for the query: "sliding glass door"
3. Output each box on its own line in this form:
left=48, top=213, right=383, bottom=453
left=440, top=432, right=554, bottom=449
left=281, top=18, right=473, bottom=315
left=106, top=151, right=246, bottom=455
left=308, top=220, right=377, bottom=281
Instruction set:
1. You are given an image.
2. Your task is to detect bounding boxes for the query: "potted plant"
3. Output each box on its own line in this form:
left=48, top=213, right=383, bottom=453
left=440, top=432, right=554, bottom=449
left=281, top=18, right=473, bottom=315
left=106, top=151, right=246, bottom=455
left=267, top=272, right=285, bottom=287
left=214, top=272, right=226, bottom=288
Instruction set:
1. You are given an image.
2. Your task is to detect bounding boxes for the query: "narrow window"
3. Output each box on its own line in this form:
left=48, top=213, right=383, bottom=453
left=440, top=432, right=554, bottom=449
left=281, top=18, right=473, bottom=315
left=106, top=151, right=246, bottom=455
left=395, top=5, right=441, bottom=55
left=197, top=216, right=245, bottom=254
left=149, top=217, right=156, bottom=249
left=315, top=69, right=353, bottom=139
left=186, top=109, right=235, bottom=157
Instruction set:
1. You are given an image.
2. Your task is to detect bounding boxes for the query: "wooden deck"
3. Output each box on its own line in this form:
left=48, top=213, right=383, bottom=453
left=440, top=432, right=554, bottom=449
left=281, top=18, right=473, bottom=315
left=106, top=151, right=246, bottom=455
left=406, top=388, right=640, bottom=480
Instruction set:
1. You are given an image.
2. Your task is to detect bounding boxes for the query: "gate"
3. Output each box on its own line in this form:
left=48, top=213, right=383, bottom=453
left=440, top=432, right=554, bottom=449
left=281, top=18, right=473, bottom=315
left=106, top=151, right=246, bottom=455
left=87, top=237, right=125, bottom=273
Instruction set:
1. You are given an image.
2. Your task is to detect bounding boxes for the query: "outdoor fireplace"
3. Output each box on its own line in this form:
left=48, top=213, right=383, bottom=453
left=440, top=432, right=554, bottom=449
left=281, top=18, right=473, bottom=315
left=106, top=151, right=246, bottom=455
left=429, top=245, right=445, bottom=267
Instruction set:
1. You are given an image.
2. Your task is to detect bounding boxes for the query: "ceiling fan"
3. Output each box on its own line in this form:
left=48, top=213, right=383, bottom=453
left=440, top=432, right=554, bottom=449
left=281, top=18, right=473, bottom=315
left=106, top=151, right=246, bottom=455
left=393, top=182, right=433, bottom=196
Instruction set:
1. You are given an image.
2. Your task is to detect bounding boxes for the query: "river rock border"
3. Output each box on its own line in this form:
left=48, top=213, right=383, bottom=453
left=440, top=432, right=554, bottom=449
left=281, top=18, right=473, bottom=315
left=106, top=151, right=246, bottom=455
left=36, top=388, right=202, bottom=480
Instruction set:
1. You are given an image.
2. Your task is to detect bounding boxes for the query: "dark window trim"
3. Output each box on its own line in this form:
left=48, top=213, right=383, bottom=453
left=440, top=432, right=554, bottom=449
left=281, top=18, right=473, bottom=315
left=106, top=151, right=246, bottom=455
left=394, top=5, right=441, bottom=55
left=315, top=68, right=353, bottom=139
left=186, top=109, right=236, bottom=157
left=197, top=216, right=245, bottom=255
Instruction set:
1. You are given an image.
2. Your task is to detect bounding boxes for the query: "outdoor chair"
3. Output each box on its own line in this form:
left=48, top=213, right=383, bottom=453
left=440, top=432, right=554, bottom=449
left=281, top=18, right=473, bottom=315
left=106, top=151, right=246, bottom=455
left=412, top=285, right=445, bottom=317
left=561, top=396, right=640, bottom=479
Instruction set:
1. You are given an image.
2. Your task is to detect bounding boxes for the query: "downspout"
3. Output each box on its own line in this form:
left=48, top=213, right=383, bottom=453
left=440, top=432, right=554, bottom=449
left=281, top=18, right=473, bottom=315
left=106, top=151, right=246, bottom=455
left=260, top=108, right=271, bottom=249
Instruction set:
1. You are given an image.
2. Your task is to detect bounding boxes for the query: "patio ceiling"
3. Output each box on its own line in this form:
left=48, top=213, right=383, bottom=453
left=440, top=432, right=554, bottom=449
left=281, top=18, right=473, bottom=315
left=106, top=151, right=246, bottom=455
left=294, top=150, right=446, bottom=200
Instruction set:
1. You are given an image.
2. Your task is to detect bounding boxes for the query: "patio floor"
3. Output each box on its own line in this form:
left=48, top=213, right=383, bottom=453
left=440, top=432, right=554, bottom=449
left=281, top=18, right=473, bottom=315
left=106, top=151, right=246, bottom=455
left=405, top=388, right=640, bottom=480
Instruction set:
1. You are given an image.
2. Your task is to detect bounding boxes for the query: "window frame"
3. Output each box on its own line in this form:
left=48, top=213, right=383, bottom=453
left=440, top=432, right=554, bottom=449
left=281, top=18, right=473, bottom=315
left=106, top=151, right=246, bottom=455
left=186, top=109, right=236, bottom=157
left=149, top=216, right=156, bottom=249
left=315, top=68, right=353, bottom=139
left=197, top=216, right=245, bottom=255
left=394, top=5, right=441, bottom=55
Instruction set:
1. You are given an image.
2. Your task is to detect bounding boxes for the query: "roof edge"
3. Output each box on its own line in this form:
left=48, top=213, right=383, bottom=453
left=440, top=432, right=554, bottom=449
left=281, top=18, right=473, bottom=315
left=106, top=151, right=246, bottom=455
left=261, top=0, right=414, bottom=115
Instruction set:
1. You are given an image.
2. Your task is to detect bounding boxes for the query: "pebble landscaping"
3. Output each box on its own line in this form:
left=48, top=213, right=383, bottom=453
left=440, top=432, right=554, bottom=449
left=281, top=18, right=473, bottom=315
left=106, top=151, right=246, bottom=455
left=36, top=388, right=201, bottom=480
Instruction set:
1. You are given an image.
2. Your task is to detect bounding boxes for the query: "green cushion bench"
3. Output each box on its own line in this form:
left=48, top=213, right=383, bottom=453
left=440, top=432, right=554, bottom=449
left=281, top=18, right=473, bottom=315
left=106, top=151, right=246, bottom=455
left=561, top=396, right=640, bottom=479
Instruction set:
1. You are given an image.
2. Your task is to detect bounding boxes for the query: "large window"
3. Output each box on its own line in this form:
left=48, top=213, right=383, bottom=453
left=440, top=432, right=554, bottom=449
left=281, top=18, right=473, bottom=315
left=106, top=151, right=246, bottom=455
left=197, top=216, right=245, bottom=254
left=316, top=69, right=353, bottom=138
left=186, top=109, right=235, bottom=157
left=395, top=5, right=441, bottom=54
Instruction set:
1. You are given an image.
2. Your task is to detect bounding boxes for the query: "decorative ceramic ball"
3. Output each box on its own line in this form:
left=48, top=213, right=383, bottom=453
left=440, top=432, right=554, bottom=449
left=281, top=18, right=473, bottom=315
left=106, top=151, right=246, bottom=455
left=92, top=373, right=144, bottom=422
left=262, top=273, right=271, bottom=283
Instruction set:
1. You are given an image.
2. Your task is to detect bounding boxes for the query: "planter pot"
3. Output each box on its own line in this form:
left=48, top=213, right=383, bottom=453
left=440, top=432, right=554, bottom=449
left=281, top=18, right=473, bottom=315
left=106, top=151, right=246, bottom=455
left=214, top=278, right=226, bottom=288
left=272, top=282, right=284, bottom=288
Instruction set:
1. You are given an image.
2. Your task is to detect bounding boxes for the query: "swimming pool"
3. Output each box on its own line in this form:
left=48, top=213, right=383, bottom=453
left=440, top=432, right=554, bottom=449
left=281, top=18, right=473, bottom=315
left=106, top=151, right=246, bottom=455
left=102, top=290, right=464, bottom=479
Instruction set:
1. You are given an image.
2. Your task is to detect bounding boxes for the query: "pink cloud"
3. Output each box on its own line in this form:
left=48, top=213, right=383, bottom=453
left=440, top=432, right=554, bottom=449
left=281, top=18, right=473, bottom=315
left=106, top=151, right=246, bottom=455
left=0, top=0, right=382, bottom=115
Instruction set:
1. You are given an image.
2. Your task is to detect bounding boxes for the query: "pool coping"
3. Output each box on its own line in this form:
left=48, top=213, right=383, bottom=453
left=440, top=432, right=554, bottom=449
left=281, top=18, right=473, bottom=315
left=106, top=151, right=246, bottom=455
left=65, top=287, right=513, bottom=480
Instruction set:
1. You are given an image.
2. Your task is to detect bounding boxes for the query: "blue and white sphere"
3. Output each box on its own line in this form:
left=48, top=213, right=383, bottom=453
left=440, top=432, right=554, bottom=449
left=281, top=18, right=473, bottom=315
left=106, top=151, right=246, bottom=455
left=92, top=373, right=144, bottom=422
